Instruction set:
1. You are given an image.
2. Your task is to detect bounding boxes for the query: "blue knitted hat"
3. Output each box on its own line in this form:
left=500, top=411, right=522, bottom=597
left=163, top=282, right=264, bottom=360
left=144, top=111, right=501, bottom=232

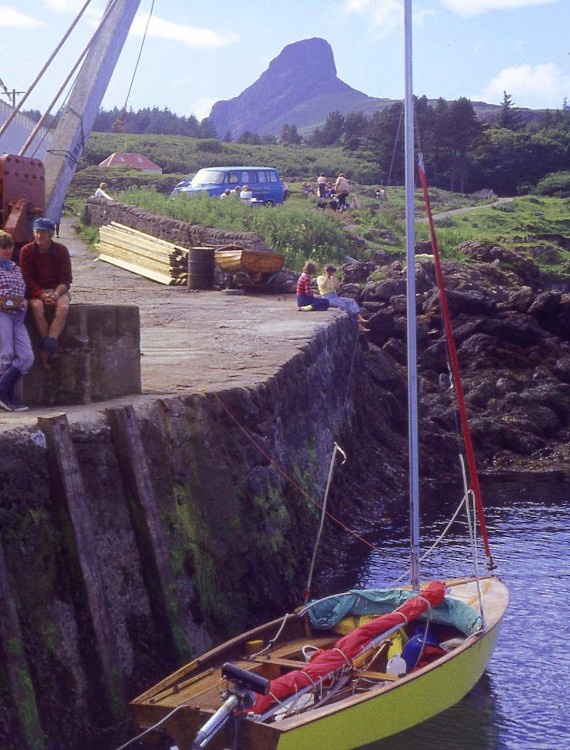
left=33, top=217, right=55, bottom=232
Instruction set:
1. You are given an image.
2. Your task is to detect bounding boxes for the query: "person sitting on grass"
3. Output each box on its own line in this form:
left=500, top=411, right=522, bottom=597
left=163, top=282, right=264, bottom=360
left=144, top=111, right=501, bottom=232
left=296, top=261, right=330, bottom=312
left=19, top=217, right=72, bottom=368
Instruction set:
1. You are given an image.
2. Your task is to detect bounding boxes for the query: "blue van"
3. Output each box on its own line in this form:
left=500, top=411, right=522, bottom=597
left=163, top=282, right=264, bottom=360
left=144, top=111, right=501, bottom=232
left=170, top=166, right=285, bottom=204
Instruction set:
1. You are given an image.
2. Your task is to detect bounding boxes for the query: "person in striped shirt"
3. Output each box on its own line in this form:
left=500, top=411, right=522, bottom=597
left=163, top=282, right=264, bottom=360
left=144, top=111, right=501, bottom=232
left=296, top=262, right=330, bottom=312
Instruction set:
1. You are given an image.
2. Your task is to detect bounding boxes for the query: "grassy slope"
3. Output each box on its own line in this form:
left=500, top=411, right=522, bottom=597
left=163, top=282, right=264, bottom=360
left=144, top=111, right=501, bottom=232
left=72, top=133, right=570, bottom=276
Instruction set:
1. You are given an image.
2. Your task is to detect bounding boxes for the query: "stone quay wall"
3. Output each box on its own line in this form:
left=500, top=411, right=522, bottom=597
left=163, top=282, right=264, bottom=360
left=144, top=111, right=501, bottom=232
left=0, top=318, right=361, bottom=750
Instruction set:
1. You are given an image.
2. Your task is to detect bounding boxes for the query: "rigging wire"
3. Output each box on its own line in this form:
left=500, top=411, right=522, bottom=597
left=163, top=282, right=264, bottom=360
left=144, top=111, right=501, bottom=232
left=111, top=0, right=155, bottom=132
left=19, top=0, right=128, bottom=158
left=213, top=393, right=386, bottom=556
left=304, top=442, right=346, bottom=604
left=118, top=0, right=155, bottom=115
left=111, top=697, right=194, bottom=750
left=461, top=454, right=486, bottom=628
left=387, top=102, right=405, bottom=187
left=417, top=152, right=495, bottom=569
left=0, top=0, right=94, bottom=141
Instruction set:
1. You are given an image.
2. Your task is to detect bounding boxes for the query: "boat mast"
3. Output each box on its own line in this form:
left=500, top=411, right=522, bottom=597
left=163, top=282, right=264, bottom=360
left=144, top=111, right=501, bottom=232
left=404, top=0, right=420, bottom=591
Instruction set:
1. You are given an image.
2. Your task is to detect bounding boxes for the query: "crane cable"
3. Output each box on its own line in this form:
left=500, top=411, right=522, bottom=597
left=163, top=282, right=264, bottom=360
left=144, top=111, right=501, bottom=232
left=0, top=0, right=94, bottom=142
left=18, top=0, right=129, bottom=158
left=112, top=0, right=155, bottom=132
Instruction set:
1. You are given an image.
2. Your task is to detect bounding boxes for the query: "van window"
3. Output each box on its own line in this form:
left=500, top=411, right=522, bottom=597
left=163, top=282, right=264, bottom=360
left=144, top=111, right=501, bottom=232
left=227, top=171, right=240, bottom=185
left=191, top=169, right=226, bottom=186
left=240, top=171, right=257, bottom=185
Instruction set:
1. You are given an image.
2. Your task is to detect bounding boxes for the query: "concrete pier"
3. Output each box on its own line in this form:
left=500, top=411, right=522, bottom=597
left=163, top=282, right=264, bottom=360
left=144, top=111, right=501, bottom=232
left=23, top=304, right=141, bottom=406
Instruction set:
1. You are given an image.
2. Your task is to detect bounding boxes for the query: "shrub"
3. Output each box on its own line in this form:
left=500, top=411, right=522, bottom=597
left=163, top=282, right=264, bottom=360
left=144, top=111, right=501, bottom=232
left=196, top=139, right=224, bottom=153
left=535, top=171, right=570, bottom=197
left=121, top=189, right=358, bottom=270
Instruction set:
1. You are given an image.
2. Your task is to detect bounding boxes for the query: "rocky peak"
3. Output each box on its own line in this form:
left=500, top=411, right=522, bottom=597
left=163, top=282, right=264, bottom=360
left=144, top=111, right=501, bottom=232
left=209, top=37, right=366, bottom=140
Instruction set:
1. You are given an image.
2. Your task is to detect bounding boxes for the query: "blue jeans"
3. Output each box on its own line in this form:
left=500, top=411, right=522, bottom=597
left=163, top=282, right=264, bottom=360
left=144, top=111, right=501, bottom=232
left=0, top=309, right=34, bottom=374
left=297, top=295, right=330, bottom=311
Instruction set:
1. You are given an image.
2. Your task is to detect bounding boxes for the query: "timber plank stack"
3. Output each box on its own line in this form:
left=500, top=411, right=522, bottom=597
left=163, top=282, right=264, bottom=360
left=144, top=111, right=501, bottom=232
left=97, top=223, right=197, bottom=285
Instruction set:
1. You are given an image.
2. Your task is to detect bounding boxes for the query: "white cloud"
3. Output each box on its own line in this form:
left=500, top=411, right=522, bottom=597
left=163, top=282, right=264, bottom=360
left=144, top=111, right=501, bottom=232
left=343, top=0, right=434, bottom=32
left=0, top=6, right=42, bottom=28
left=344, top=0, right=402, bottom=34
left=440, top=0, right=555, bottom=18
left=43, top=0, right=94, bottom=11
left=132, top=14, right=238, bottom=49
left=475, top=63, right=570, bottom=107
left=191, top=96, right=218, bottom=121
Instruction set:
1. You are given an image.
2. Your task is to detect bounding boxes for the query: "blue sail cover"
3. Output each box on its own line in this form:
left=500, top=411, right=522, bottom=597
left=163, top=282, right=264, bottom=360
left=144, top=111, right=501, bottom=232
left=307, top=587, right=482, bottom=636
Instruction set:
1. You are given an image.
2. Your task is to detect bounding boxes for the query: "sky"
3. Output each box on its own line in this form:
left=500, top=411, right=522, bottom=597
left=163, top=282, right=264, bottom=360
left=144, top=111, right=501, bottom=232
left=0, top=0, right=569, bottom=125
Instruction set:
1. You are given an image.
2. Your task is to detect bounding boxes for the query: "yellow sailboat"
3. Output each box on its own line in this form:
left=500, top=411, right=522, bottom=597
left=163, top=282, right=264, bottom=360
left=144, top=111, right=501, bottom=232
left=129, top=4, right=508, bottom=748
left=130, top=576, right=507, bottom=750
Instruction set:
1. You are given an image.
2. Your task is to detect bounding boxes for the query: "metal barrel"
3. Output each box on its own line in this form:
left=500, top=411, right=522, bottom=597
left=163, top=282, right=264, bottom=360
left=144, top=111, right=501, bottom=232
left=187, top=247, right=215, bottom=290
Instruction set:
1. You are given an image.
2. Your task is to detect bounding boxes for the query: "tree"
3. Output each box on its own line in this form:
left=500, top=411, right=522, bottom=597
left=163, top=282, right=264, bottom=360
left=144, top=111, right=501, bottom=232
left=279, top=123, right=302, bottom=145
left=363, top=103, right=405, bottom=184
left=343, top=112, right=368, bottom=151
left=237, top=130, right=261, bottom=145
left=446, top=98, right=482, bottom=192
left=198, top=117, right=217, bottom=139
left=493, top=91, right=523, bottom=131
left=320, top=111, right=345, bottom=146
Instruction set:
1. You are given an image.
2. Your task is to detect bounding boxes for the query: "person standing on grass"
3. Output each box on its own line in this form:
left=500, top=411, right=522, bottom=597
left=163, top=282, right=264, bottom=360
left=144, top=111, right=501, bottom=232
left=334, top=173, right=350, bottom=210
left=0, top=230, right=34, bottom=411
left=19, top=217, right=72, bottom=369
left=316, top=173, right=327, bottom=199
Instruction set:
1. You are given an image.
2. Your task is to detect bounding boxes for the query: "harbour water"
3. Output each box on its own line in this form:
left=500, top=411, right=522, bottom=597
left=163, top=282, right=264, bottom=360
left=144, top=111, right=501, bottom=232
left=119, top=481, right=568, bottom=750
left=354, top=482, right=570, bottom=750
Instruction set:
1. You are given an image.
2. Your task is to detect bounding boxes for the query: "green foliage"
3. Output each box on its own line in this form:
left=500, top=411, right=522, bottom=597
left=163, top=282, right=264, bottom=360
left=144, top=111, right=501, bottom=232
left=535, top=171, right=570, bottom=197
left=73, top=125, right=570, bottom=275
left=67, top=164, right=175, bottom=203
left=492, top=92, right=524, bottom=131
left=119, top=188, right=356, bottom=270
left=196, top=139, right=224, bottom=154
left=74, top=221, right=99, bottom=251
left=79, top=132, right=382, bottom=186
left=81, top=95, right=570, bottom=198
left=492, top=201, right=517, bottom=213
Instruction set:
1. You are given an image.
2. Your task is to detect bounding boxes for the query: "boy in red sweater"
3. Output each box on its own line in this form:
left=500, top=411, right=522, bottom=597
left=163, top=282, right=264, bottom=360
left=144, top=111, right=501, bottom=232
left=19, top=217, right=72, bottom=367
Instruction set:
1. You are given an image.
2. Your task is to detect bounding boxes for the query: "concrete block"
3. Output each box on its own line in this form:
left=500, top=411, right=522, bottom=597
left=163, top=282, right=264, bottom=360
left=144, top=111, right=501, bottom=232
left=23, top=304, right=141, bottom=406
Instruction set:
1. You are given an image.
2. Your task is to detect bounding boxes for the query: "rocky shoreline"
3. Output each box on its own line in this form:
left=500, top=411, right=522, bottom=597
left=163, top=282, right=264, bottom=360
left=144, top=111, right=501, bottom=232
left=338, top=239, right=570, bottom=487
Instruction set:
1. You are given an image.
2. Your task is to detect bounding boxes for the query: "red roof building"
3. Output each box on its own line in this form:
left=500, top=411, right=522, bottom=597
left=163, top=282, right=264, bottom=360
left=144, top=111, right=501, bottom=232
left=99, top=152, right=162, bottom=172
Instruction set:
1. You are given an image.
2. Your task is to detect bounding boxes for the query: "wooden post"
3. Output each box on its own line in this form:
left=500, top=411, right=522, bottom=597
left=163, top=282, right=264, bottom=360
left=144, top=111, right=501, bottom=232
left=0, top=540, right=45, bottom=749
left=106, top=405, right=191, bottom=660
left=37, top=414, right=124, bottom=713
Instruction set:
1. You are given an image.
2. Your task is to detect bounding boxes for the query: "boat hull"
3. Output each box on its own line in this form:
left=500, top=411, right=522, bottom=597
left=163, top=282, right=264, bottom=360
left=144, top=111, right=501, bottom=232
left=272, top=616, right=502, bottom=750
left=130, top=577, right=508, bottom=750
left=214, top=248, right=284, bottom=275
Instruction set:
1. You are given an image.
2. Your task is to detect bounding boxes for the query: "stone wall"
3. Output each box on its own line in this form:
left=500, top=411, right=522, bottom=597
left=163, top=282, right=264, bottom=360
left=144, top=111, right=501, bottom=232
left=84, top=197, right=272, bottom=251
left=0, top=319, right=361, bottom=750
left=22, top=303, right=141, bottom=406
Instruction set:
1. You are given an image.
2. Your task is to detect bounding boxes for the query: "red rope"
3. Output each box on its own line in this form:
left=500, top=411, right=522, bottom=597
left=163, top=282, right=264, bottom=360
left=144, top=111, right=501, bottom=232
left=417, top=157, right=495, bottom=569
left=213, top=393, right=386, bottom=556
